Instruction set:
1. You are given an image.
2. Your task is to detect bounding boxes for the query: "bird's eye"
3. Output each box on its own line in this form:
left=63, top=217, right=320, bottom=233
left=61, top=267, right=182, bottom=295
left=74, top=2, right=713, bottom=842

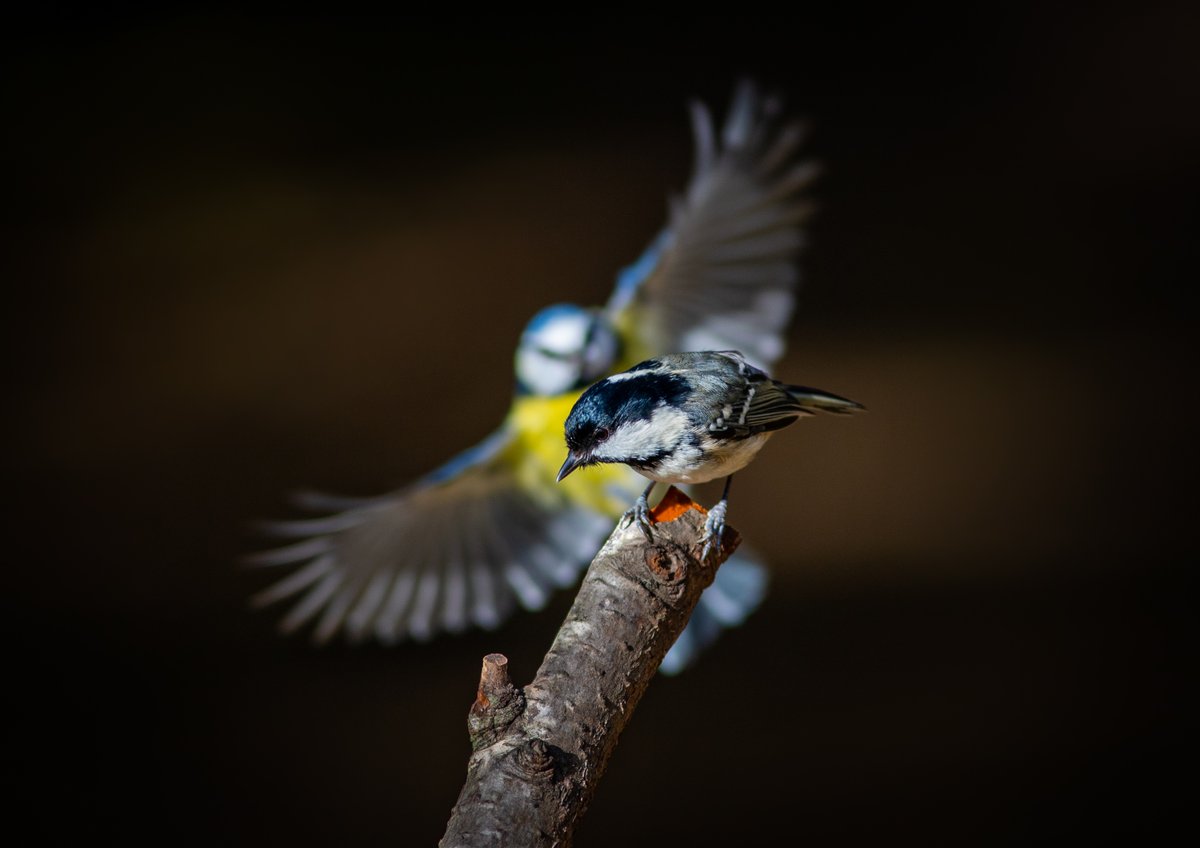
left=595, top=427, right=610, bottom=441
left=536, top=346, right=574, bottom=362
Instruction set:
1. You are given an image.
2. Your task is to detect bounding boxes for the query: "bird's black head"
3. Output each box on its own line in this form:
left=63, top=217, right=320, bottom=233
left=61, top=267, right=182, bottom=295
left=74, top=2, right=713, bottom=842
left=557, top=364, right=691, bottom=481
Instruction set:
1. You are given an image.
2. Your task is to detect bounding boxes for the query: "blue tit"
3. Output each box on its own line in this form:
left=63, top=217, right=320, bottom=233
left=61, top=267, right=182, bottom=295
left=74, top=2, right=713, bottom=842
left=246, top=80, right=818, bottom=674
left=558, top=350, right=863, bottom=559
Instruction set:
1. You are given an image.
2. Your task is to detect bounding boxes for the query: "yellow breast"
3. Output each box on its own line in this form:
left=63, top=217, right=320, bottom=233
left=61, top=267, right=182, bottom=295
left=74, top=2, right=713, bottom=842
left=505, top=392, right=643, bottom=517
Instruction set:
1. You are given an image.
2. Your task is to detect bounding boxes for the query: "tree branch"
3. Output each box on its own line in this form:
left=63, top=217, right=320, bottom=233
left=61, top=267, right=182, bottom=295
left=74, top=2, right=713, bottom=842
left=440, top=487, right=741, bottom=847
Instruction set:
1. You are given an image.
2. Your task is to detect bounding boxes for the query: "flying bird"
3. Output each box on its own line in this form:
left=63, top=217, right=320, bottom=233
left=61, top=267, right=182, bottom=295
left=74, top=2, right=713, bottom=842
left=247, top=80, right=818, bottom=673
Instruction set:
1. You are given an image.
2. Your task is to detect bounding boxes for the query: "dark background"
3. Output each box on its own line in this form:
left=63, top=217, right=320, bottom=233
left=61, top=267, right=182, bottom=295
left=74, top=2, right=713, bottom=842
left=5, top=6, right=1193, bottom=844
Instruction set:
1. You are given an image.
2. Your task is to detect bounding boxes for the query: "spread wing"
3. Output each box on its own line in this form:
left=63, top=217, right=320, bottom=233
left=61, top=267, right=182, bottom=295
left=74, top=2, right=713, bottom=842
left=246, top=423, right=626, bottom=645
left=606, top=79, right=816, bottom=371
left=246, top=82, right=809, bottom=657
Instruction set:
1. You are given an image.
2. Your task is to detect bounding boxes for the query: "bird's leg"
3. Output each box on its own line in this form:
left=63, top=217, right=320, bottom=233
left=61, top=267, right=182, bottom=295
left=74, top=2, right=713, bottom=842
left=621, top=480, right=658, bottom=543
left=700, top=476, right=733, bottom=561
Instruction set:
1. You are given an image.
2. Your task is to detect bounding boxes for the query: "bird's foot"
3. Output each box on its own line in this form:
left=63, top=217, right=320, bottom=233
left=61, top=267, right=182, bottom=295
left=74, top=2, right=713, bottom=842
left=621, top=494, right=655, bottom=543
left=699, top=499, right=728, bottom=561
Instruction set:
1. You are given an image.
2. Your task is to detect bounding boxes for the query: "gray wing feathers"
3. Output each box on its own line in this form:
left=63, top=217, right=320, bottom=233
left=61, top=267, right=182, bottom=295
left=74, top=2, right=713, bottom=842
left=280, top=567, right=343, bottom=636
left=743, top=383, right=815, bottom=428
left=248, top=430, right=611, bottom=645
left=688, top=101, right=717, bottom=181
left=344, top=569, right=392, bottom=642
left=629, top=80, right=814, bottom=371
left=250, top=553, right=335, bottom=609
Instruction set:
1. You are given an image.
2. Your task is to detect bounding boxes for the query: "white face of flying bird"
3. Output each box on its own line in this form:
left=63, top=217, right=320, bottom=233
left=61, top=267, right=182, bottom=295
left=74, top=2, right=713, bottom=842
left=515, top=305, right=619, bottom=397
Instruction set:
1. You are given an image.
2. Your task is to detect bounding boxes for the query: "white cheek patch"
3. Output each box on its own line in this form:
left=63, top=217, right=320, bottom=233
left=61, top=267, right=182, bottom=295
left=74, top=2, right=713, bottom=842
left=536, top=313, right=591, bottom=353
left=594, top=404, right=691, bottom=462
left=516, top=347, right=578, bottom=396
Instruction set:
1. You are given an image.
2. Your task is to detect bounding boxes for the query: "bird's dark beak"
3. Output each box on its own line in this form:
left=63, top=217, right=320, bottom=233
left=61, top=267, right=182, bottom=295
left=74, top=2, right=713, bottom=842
left=556, top=452, right=585, bottom=483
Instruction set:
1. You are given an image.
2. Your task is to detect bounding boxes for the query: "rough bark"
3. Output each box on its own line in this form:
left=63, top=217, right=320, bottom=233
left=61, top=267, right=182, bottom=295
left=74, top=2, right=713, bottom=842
left=440, top=487, right=740, bottom=848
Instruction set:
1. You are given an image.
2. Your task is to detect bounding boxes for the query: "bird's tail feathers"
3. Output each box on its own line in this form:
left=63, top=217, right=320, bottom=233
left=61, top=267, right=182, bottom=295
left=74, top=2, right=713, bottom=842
left=783, top=385, right=864, bottom=415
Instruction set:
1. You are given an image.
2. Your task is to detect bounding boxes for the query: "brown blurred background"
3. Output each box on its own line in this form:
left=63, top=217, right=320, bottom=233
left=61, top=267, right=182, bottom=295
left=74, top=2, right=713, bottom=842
left=4, top=6, right=1193, bottom=844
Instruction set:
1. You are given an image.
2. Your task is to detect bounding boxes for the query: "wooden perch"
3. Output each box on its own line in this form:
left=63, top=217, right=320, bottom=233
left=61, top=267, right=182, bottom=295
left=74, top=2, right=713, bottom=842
left=440, top=487, right=740, bottom=847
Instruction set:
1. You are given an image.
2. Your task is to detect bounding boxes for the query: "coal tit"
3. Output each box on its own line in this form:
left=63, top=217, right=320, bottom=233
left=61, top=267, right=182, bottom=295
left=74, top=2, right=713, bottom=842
left=558, top=350, right=862, bottom=557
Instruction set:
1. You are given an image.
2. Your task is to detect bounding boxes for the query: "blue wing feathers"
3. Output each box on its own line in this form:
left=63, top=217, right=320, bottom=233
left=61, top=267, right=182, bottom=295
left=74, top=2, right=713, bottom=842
left=609, top=228, right=673, bottom=315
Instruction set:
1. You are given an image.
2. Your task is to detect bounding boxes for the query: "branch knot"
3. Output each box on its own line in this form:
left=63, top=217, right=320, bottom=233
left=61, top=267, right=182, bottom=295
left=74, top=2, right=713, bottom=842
left=468, top=654, right=526, bottom=751
left=515, top=738, right=558, bottom=781
left=644, top=544, right=687, bottom=583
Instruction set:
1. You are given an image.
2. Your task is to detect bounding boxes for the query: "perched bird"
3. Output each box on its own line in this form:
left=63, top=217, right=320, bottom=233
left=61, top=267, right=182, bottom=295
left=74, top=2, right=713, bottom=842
left=247, top=80, right=818, bottom=673
left=558, top=351, right=863, bottom=559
